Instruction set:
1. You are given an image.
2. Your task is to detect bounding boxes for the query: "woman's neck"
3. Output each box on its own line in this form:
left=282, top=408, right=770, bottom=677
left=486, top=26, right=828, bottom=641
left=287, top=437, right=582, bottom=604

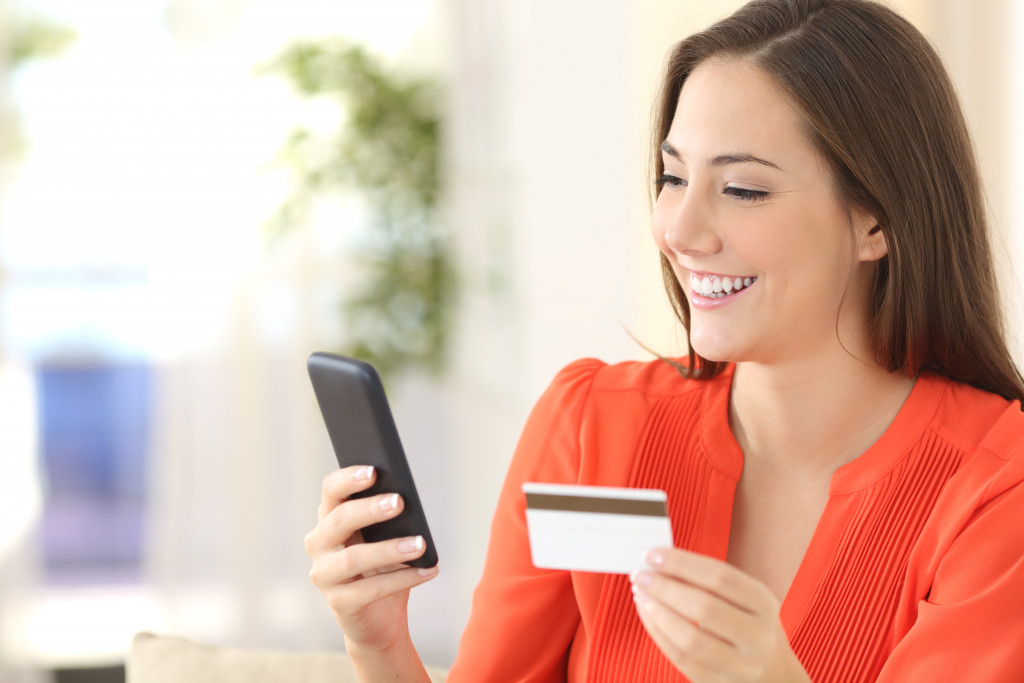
left=728, top=353, right=915, bottom=477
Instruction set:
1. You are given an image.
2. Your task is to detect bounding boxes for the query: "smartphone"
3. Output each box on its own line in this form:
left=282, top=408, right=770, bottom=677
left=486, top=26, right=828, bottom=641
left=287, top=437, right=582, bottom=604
left=307, top=352, right=438, bottom=568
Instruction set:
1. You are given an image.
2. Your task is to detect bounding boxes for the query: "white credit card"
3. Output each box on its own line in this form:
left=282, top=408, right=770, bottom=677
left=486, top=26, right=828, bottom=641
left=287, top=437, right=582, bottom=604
left=523, top=482, right=674, bottom=575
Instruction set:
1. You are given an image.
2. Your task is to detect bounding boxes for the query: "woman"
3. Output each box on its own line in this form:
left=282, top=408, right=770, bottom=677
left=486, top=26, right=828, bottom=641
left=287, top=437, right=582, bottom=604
left=305, top=0, right=1024, bottom=680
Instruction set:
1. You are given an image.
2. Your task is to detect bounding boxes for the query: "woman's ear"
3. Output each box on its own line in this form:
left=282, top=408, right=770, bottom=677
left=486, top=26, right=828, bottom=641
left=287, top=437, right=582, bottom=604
left=854, top=208, right=887, bottom=262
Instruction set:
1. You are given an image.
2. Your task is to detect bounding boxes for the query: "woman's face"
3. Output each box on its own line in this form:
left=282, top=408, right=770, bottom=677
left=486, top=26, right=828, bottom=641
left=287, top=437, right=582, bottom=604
left=651, top=58, right=881, bottom=367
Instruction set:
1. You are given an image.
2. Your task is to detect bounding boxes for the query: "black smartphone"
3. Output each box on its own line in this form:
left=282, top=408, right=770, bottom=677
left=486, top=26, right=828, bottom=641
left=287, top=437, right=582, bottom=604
left=307, top=352, right=438, bottom=568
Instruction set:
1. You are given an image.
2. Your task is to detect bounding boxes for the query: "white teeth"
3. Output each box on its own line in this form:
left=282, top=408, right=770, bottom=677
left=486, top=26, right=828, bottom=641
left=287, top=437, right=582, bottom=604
left=689, top=273, right=757, bottom=299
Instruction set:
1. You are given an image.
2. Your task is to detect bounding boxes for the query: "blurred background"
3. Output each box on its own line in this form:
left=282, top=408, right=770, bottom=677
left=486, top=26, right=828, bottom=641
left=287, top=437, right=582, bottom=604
left=0, top=0, right=1020, bottom=680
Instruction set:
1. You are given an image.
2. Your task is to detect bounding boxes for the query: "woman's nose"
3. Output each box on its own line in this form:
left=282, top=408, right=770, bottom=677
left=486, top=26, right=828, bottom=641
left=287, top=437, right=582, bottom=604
left=654, top=187, right=722, bottom=257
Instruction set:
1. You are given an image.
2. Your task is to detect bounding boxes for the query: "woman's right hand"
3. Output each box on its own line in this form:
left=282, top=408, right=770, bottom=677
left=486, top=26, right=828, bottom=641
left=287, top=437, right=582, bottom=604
left=304, top=465, right=440, bottom=654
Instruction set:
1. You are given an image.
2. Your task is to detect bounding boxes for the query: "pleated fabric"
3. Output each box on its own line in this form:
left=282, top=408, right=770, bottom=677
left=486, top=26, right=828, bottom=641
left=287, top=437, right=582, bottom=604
left=588, top=394, right=710, bottom=683
left=788, top=433, right=965, bottom=681
left=585, top=384, right=967, bottom=682
left=447, top=359, right=1024, bottom=683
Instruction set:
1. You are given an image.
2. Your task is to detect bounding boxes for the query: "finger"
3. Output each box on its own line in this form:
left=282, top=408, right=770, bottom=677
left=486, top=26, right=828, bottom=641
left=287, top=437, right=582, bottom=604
left=631, top=569, right=759, bottom=645
left=317, top=465, right=377, bottom=521
left=633, top=585, right=737, bottom=675
left=309, top=534, right=431, bottom=589
left=305, top=491, right=405, bottom=555
left=645, top=548, right=777, bottom=615
left=323, top=564, right=440, bottom=619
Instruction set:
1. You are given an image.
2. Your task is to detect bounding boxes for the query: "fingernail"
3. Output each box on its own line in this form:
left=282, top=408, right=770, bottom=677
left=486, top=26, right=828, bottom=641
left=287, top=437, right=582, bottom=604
left=647, top=550, right=664, bottom=566
left=632, top=570, right=653, bottom=588
left=355, top=465, right=375, bottom=482
left=379, top=493, right=398, bottom=511
left=417, top=565, right=439, bottom=578
left=633, top=587, right=650, bottom=607
left=397, top=536, right=424, bottom=554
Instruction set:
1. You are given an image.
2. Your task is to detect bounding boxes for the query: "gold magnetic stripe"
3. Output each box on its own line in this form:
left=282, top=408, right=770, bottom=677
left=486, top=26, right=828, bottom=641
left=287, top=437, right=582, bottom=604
left=525, top=492, right=667, bottom=517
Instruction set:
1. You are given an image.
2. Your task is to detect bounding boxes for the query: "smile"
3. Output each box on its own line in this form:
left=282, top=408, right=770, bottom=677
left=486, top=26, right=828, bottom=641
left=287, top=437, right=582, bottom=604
left=688, top=272, right=757, bottom=299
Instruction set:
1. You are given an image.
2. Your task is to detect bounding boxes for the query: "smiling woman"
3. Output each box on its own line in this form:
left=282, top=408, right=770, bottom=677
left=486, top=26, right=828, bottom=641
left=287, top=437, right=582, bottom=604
left=652, top=1, right=1022, bottom=403
left=652, top=57, right=887, bottom=369
left=304, top=1, right=1024, bottom=681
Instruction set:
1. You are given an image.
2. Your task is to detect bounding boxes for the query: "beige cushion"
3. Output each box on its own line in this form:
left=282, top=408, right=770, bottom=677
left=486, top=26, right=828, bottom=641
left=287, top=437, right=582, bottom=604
left=127, top=632, right=448, bottom=683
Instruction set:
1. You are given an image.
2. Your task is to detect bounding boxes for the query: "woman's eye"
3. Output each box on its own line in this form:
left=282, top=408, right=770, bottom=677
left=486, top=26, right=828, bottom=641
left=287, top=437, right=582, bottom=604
left=655, top=173, right=686, bottom=188
left=724, top=186, right=769, bottom=202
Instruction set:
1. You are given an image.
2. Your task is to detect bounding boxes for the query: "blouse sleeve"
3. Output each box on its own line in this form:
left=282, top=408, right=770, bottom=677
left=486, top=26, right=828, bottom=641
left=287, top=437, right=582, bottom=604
left=445, top=358, right=605, bottom=682
left=877, top=474, right=1024, bottom=681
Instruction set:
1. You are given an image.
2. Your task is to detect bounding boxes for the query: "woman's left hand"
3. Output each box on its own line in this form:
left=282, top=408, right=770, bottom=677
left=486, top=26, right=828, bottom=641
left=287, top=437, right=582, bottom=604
left=630, top=548, right=811, bottom=683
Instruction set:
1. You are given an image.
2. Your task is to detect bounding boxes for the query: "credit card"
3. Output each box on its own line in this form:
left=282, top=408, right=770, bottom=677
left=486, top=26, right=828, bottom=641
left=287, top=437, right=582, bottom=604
left=523, top=482, right=673, bottom=574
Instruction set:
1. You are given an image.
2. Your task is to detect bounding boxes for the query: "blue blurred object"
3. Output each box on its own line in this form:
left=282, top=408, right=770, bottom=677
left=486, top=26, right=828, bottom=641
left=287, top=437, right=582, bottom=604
left=36, top=362, right=151, bottom=584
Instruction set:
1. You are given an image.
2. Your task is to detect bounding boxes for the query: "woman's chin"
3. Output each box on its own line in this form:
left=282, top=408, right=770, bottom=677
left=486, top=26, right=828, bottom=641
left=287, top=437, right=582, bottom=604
left=688, top=333, right=742, bottom=364
left=693, top=351, right=737, bottom=366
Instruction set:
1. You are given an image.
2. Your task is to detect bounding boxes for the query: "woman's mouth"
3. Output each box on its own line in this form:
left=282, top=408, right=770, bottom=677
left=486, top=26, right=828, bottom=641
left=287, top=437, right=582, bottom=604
left=688, top=272, right=757, bottom=299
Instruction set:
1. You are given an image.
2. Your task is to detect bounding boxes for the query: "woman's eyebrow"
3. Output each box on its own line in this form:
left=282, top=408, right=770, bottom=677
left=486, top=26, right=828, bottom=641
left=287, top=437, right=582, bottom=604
left=660, top=140, right=783, bottom=171
left=709, top=153, right=782, bottom=171
left=660, top=140, right=684, bottom=160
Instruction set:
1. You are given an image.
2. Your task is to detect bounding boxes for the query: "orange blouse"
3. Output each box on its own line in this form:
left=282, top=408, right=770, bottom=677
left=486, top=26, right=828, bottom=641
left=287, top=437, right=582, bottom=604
left=445, top=359, right=1024, bottom=682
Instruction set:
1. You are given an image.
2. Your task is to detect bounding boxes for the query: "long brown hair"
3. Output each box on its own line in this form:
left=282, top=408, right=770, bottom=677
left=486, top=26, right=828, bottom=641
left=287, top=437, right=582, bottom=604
left=654, top=0, right=1024, bottom=404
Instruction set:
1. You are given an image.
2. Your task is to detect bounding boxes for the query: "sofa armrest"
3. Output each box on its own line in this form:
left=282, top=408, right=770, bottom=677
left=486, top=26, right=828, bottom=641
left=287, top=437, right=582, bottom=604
left=127, top=632, right=448, bottom=683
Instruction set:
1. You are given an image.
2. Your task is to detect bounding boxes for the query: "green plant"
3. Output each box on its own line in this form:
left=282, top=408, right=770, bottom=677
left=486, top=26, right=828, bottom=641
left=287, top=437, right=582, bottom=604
left=267, top=39, right=453, bottom=379
left=10, top=18, right=76, bottom=65
left=2, top=16, right=76, bottom=162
